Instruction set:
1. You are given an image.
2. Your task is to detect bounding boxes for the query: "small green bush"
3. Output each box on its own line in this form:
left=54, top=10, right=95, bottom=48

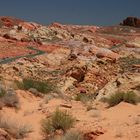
left=106, top=91, right=140, bottom=107
left=51, top=109, right=75, bottom=131
left=16, top=78, right=56, bottom=94
left=41, top=109, right=75, bottom=137
left=0, top=88, right=6, bottom=98
left=61, top=130, right=83, bottom=140
left=107, top=92, right=124, bottom=107
left=123, top=91, right=139, bottom=104
left=41, top=119, right=54, bottom=135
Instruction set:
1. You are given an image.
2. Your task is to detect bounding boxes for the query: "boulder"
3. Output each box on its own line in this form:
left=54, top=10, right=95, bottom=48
left=70, top=68, right=86, bottom=82
left=19, top=22, right=38, bottom=31
left=90, top=45, right=120, bottom=60
left=96, top=49, right=119, bottom=60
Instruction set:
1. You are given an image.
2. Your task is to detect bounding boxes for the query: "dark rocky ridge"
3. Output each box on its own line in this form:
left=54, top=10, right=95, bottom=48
left=120, top=17, right=140, bottom=28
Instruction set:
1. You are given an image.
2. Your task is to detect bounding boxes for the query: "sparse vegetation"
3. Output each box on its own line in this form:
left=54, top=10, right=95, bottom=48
left=0, top=15, right=140, bottom=140
left=123, top=91, right=140, bottom=104
left=16, top=78, right=57, bottom=94
left=0, top=88, right=6, bottom=98
left=61, top=130, right=84, bottom=140
left=107, top=92, right=124, bottom=106
left=119, top=57, right=140, bottom=72
left=105, top=91, right=140, bottom=107
left=2, top=91, right=20, bottom=108
left=41, top=109, right=75, bottom=138
left=0, top=88, right=20, bottom=108
left=0, top=114, right=32, bottom=139
left=75, top=94, right=91, bottom=104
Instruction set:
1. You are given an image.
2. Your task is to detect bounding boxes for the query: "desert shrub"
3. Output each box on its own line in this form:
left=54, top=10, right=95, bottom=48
left=75, top=94, right=91, bottom=104
left=106, top=91, right=140, bottom=107
left=123, top=91, right=139, bottom=104
left=51, top=109, right=75, bottom=131
left=41, top=119, right=54, bottom=135
left=0, top=114, right=32, bottom=139
left=0, top=88, right=20, bottom=108
left=119, top=57, right=140, bottom=72
left=61, top=130, right=84, bottom=140
left=2, top=91, right=20, bottom=108
left=107, top=92, right=124, bottom=107
left=16, top=78, right=56, bottom=94
left=41, top=109, right=75, bottom=138
left=100, top=97, right=109, bottom=103
left=0, top=88, right=6, bottom=98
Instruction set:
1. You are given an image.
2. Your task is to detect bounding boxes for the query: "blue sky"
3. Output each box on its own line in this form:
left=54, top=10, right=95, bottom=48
left=0, top=0, right=140, bottom=26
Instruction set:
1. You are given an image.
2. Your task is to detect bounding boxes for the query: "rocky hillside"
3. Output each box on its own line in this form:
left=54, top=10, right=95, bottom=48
left=0, top=16, right=139, bottom=140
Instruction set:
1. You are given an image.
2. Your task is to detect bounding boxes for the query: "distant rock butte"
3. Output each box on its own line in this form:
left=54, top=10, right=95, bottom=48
left=121, top=17, right=140, bottom=28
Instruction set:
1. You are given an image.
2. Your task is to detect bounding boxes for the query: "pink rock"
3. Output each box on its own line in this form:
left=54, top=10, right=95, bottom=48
left=90, top=45, right=120, bottom=60
left=78, top=87, right=87, bottom=93
left=50, top=22, right=64, bottom=29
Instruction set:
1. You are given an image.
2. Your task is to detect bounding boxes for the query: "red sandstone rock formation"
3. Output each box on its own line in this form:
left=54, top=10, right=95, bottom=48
left=121, top=17, right=140, bottom=28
